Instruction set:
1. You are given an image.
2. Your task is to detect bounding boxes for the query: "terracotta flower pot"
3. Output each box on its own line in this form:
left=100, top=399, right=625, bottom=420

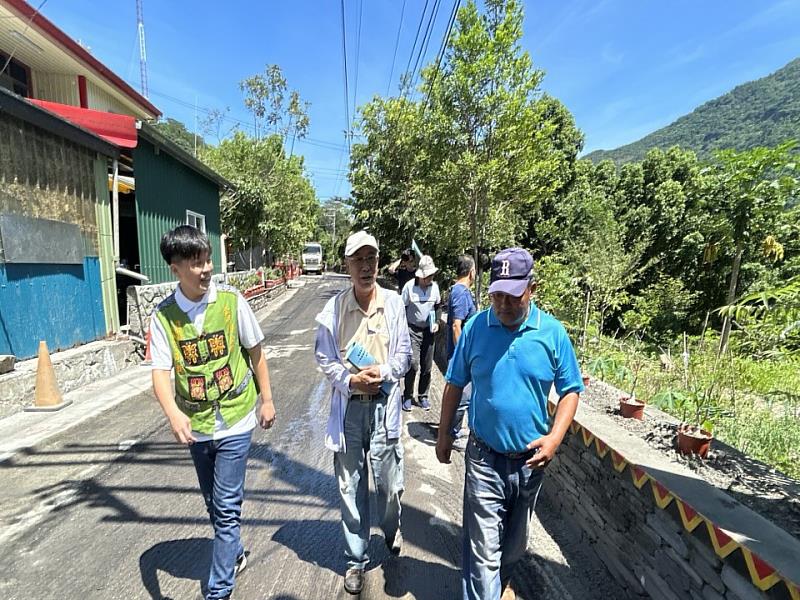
left=619, top=396, right=645, bottom=420
left=677, top=425, right=713, bottom=458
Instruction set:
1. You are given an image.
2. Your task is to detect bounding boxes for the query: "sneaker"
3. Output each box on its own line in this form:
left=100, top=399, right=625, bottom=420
left=344, top=567, right=364, bottom=594
left=501, top=582, right=516, bottom=600
left=387, top=529, right=403, bottom=555
left=402, top=398, right=413, bottom=412
left=234, top=551, right=247, bottom=577
left=418, top=397, right=431, bottom=411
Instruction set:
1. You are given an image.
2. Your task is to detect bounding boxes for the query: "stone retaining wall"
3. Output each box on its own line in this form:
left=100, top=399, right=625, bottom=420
left=0, top=276, right=289, bottom=419
left=543, top=389, right=800, bottom=600
left=126, top=277, right=288, bottom=345
left=0, top=339, right=136, bottom=418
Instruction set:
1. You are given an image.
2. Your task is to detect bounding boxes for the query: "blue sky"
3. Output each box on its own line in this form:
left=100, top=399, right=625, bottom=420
left=39, top=0, right=800, bottom=200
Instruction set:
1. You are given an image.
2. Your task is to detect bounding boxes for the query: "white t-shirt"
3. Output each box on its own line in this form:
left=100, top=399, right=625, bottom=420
left=401, top=279, right=441, bottom=328
left=150, top=282, right=265, bottom=441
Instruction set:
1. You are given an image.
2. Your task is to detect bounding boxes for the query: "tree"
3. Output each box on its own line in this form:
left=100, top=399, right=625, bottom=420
left=203, top=132, right=318, bottom=263
left=707, top=141, right=798, bottom=353
left=152, top=117, right=205, bottom=156
left=351, top=0, right=582, bottom=299
left=317, top=198, right=353, bottom=266
left=240, top=64, right=310, bottom=150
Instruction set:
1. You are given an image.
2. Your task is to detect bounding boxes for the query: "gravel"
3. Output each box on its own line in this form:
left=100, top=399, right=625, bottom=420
left=582, top=378, right=800, bottom=540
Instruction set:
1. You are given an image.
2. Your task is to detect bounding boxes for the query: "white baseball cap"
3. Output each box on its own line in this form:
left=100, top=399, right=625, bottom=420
left=345, top=230, right=379, bottom=257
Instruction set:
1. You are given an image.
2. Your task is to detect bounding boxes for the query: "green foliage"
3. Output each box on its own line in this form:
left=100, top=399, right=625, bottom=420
left=202, top=132, right=318, bottom=258
left=350, top=0, right=582, bottom=297
left=152, top=118, right=205, bottom=156
left=623, top=277, right=698, bottom=342
left=240, top=64, right=310, bottom=144
left=316, top=198, right=353, bottom=268
left=586, top=57, right=800, bottom=164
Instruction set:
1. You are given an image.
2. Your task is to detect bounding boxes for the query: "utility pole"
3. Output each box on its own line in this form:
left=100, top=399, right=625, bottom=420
left=136, top=0, right=149, bottom=99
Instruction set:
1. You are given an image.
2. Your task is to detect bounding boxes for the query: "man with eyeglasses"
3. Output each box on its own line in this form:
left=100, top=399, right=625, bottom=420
left=314, top=230, right=412, bottom=595
left=435, top=247, right=583, bottom=600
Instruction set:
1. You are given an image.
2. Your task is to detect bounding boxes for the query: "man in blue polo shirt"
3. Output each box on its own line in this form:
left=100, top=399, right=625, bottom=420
left=436, top=247, right=583, bottom=600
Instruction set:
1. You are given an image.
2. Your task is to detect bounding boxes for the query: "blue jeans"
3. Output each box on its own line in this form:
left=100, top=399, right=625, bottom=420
left=189, top=430, right=253, bottom=600
left=462, top=436, right=544, bottom=600
left=334, top=396, right=404, bottom=570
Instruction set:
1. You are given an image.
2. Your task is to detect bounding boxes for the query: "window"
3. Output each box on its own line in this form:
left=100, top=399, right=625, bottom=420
left=186, top=210, right=206, bottom=233
left=0, top=52, right=31, bottom=97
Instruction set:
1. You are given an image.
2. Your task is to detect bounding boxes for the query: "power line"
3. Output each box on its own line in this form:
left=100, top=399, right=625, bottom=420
left=146, top=88, right=346, bottom=150
left=386, top=0, right=407, bottom=96
left=340, top=0, right=352, bottom=157
left=0, top=0, right=49, bottom=80
left=410, top=0, right=443, bottom=89
left=402, top=0, right=431, bottom=91
left=352, top=0, right=363, bottom=123
left=422, top=0, right=461, bottom=114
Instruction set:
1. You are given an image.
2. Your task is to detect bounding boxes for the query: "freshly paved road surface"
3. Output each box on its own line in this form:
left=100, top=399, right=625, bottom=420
left=0, top=275, right=623, bottom=599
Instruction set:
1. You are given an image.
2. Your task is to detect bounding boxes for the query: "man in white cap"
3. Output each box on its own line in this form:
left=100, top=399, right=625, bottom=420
left=435, top=247, right=583, bottom=600
left=401, top=254, right=441, bottom=411
left=314, top=230, right=412, bottom=595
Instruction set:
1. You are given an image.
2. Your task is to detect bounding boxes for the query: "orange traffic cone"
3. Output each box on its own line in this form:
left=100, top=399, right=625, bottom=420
left=25, top=341, right=73, bottom=412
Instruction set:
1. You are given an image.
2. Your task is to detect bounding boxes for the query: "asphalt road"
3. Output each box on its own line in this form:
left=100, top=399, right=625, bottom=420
left=0, top=275, right=623, bottom=600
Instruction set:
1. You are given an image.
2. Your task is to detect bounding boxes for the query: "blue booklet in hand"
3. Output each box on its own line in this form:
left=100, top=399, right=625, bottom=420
left=344, top=340, right=394, bottom=396
left=427, top=310, right=436, bottom=332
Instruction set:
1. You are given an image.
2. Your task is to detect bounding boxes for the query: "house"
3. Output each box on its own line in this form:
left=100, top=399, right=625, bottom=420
left=0, top=87, right=118, bottom=359
left=0, top=0, right=230, bottom=359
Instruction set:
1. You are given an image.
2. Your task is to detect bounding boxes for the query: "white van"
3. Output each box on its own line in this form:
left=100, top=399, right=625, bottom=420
left=302, top=242, right=324, bottom=274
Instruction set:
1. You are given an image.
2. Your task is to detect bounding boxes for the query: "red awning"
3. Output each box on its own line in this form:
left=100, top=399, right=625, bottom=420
left=28, top=99, right=138, bottom=148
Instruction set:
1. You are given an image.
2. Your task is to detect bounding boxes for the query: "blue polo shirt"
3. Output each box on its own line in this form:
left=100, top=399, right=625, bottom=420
left=445, top=303, right=583, bottom=453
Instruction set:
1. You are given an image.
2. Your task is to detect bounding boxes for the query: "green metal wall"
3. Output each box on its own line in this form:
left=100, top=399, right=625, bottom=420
left=133, top=138, right=222, bottom=284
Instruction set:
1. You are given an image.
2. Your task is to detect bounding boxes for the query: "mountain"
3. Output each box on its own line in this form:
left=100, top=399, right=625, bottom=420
left=585, top=57, right=800, bottom=164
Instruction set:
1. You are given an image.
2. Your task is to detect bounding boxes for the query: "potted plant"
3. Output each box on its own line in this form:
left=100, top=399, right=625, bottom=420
left=675, top=386, right=716, bottom=458
left=618, top=339, right=646, bottom=420
left=673, top=336, right=721, bottom=458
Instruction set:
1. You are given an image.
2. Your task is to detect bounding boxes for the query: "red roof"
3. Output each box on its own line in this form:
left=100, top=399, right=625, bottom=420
left=29, top=99, right=138, bottom=148
left=4, top=0, right=161, bottom=118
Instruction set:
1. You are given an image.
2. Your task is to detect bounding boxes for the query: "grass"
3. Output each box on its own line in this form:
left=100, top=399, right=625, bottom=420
left=583, top=332, right=800, bottom=480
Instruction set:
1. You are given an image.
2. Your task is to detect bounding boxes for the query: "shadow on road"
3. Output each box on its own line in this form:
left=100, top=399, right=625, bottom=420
left=406, top=421, right=439, bottom=447
left=3, top=427, right=618, bottom=599
left=139, top=537, right=211, bottom=599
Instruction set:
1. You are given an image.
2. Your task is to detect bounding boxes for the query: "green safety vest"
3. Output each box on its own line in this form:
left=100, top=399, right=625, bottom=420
left=155, top=285, right=257, bottom=434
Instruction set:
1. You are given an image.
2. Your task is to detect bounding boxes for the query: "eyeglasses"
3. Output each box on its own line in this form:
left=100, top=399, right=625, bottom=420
left=489, top=292, right=527, bottom=305
left=349, top=254, right=379, bottom=266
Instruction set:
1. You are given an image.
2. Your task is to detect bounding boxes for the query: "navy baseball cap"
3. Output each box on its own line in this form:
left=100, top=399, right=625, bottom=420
left=488, top=248, right=534, bottom=296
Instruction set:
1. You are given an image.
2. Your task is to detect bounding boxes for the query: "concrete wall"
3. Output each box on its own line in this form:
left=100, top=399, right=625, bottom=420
left=0, top=339, right=136, bottom=418
left=433, top=306, right=798, bottom=599
left=543, top=390, right=800, bottom=600
left=125, top=276, right=287, bottom=341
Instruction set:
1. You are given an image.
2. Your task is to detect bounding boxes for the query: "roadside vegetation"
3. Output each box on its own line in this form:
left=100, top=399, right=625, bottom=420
left=348, top=0, right=800, bottom=478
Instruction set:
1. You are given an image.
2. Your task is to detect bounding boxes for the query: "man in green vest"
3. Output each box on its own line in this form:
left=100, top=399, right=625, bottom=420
left=150, top=225, right=275, bottom=600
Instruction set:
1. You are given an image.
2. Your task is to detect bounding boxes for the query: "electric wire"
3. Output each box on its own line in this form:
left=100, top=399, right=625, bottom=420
left=422, top=0, right=461, bottom=115
left=386, top=0, right=407, bottom=96
left=352, top=0, right=363, bottom=124
left=340, top=0, right=352, bottom=156
left=410, top=0, right=442, bottom=89
left=0, top=0, right=49, bottom=79
left=402, top=0, right=431, bottom=92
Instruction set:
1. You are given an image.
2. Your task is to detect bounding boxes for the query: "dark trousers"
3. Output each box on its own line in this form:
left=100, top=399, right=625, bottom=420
left=404, top=325, right=434, bottom=401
